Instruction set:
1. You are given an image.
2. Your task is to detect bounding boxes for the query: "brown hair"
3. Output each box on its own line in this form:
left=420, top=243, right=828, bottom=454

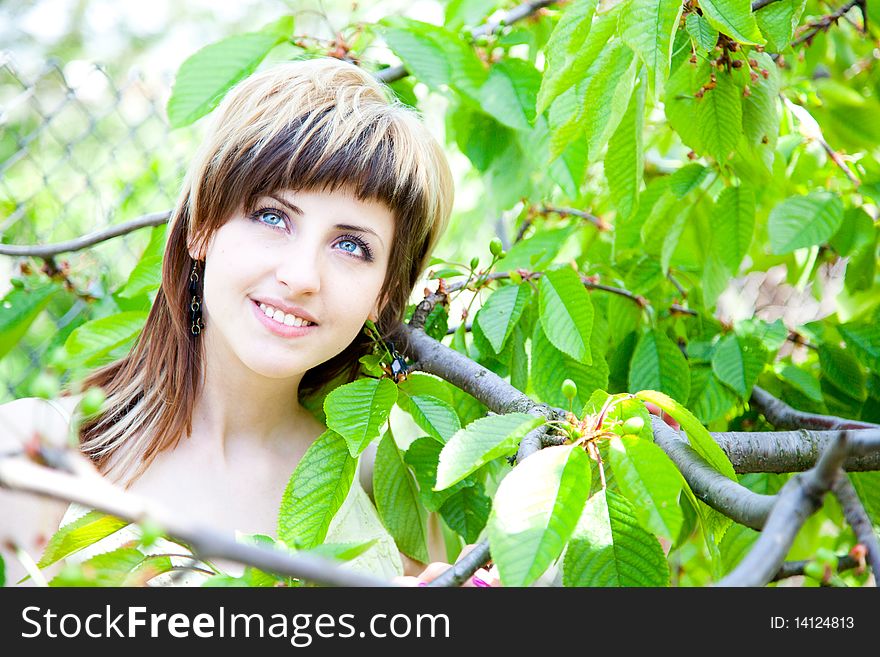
left=71, top=57, right=454, bottom=485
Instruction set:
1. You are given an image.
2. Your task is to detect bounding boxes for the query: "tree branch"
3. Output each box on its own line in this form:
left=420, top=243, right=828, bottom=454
left=0, top=211, right=171, bottom=258
left=770, top=554, right=860, bottom=582
left=750, top=385, right=879, bottom=431
left=712, top=427, right=880, bottom=473
left=375, top=0, right=556, bottom=84
left=717, top=431, right=850, bottom=586
left=0, top=455, right=390, bottom=587
left=832, top=475, right=880, bottom=580
left=651, top=417, right=776, bottom=529
left=426, top=540, right=492, bottom=587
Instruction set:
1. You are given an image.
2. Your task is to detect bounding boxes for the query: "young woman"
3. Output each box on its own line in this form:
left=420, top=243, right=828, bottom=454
left=0, top=56, right=498, bottom=587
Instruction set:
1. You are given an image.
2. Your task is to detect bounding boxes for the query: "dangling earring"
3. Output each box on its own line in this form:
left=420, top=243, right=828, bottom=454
left=189, top=258, right=204, bottom=336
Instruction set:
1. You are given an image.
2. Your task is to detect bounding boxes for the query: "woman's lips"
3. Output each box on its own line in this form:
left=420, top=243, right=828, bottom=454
left=251, top=299, right=318, bottom=338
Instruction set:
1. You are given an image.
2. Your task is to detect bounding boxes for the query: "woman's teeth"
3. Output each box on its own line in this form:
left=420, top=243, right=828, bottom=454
left=258, top=302, right=314, bottom=327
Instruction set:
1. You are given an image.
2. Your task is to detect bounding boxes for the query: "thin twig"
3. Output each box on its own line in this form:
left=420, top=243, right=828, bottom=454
left=0, top=211, right=171, bottom=258
left=832, top=475, right=880, bottom=581
left=750, top=386, right=879, bottom=431
left=427, top=540, right=492, bottom=587
left=770, top=554, right=860, bottom=582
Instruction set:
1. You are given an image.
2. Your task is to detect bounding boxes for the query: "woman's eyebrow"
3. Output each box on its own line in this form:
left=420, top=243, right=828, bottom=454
left=267, top=194, right=384, bottom=248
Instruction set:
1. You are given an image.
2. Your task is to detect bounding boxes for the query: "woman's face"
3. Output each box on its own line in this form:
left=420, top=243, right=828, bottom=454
left=193, top=187, right=394, bottom=380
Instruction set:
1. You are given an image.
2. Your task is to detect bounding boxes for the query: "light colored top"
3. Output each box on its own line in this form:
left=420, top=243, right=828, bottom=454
left=52, top=400, right=402, bottom=586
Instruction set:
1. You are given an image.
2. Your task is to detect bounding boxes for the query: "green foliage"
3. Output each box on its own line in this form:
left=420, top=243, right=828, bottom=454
left=563, top=489, right=670, bottom=586
left=14, top=0, right=880, bottom=589
left=277, top=430, right=356, bottom=549
left=487, top=445, right=591, bottom=586
left=167, top=17, right=295, bottom=128
left=324, top=377, right=398, bottom=457
left=373, top=431, right=429, bottom=563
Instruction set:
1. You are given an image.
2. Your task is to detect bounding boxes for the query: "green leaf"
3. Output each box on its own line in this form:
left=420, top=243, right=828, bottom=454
left=435, top=413, right=546, bottom=490
left=699, top=0, right=766, bottom=45
left=755, top=0, right=806, bottom=51
left=475, top=283, right=531, bottom=354
left=538, top=266, right=594, bottom=364
left=741, top=52, right=780, bottom=151
left=686, top=13, right=720, bottom=52
left=819, top=344, right=866, bottom=401
left=166, top=22, right=291, bottom=128
left=397, top=372, right=455, bottom=405
left=628, top=330, right=691, bottom=404
left=605, top=74, right=646, bottom=220
left=563, top=489, right=670, bottom=586
left=545, top=17, right=627, bottom=159
left=697, top=71, right=743, bottom=162
left=535, top=0, right=600, bottom=115
left=665, top=58, right=709, bottom=154
left=277, top=430, right=356, bottom=549
left=405, top=437, right=472, bottom=512
left=306, top=540, right=378, bottom=563
left=621, top=0, right=684, bottom=97
left=49, top=548, right=161, bottom=587
left=52, top=311, right=147, bottom=370
left=496, top=225, right=579, bottom=271
left=117, top=224, right=168, bottom=299
left=439, top=482, right=492, bottom=543
left=396, top=393, right=461, bottom=444
left=0, top=553, right=4, bottom=587
left=838, top=323, right=880, bottom=373
left=379, top=17, right=487, bottom=101
left=719, top=522, right=760, bottom=574
left=531, top=319, right=610, bottom=411
left=713, top=186, right=755, bottom=272
left=636, top=390, right=738, bottom=481
left=583, top=43, right=638, bottom=161
left=778, top=364, right=824, bottom=403
left=0, top=282, right=61, bottom=360
left=848, top=472, right=880, bottom=526
left=487, top=445, right=592, bottom=587
left=768, top=192, right=844, bottom=254
left=711, top=333, right=766, bottom=398
left=607, top=436, right=685, bottom=540
left=688, top=364, right=739, bottom=423
left=38, top=511, right=129, bottom=568
left=373, top=431, right=429, bottom=563
left=668, top=163, right=708, bottom=198
left=479, top=59, right=541, bottom=131
left=324, top=377, right=398, bottom=457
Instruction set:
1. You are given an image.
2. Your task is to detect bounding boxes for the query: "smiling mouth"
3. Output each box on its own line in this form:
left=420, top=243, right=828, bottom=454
left=254, top=300, right=316, bottom=327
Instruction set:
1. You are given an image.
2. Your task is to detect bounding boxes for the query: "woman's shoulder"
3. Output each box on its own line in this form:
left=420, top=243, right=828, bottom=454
left=0, top=393, right=85, bottom=449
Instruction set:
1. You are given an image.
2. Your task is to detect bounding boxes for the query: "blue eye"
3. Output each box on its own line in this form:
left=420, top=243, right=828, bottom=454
left=337, top=234, right=375, bottom=262
left=253, top=209, right=286, bottom=229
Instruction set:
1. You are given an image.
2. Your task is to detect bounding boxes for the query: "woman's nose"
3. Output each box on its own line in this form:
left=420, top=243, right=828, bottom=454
left=274, top=243, right=322, bottom=295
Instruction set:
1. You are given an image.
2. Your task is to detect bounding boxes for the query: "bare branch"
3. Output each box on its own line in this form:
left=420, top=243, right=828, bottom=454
left=750, top=385, right=879, bottom=431
left=427, top=540, right=492, bottom=587
left=0, top=455, right=390, bottom=587
left=712, top=427, right=880, bottom=473
left=771, top=554, right=860, bottom=582
left=832, top=475, right=880, bottom=581
left=752, top=0, right=784, bottom=10
left=718, top=432, right=850, bottom=586
left=375, top=0, right=556, bottom=84
left=0, top=211, right=171, bottom=258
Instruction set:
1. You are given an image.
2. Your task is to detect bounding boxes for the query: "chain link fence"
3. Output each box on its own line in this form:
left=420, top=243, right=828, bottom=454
left=0, top=52, right=200, bottom=401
